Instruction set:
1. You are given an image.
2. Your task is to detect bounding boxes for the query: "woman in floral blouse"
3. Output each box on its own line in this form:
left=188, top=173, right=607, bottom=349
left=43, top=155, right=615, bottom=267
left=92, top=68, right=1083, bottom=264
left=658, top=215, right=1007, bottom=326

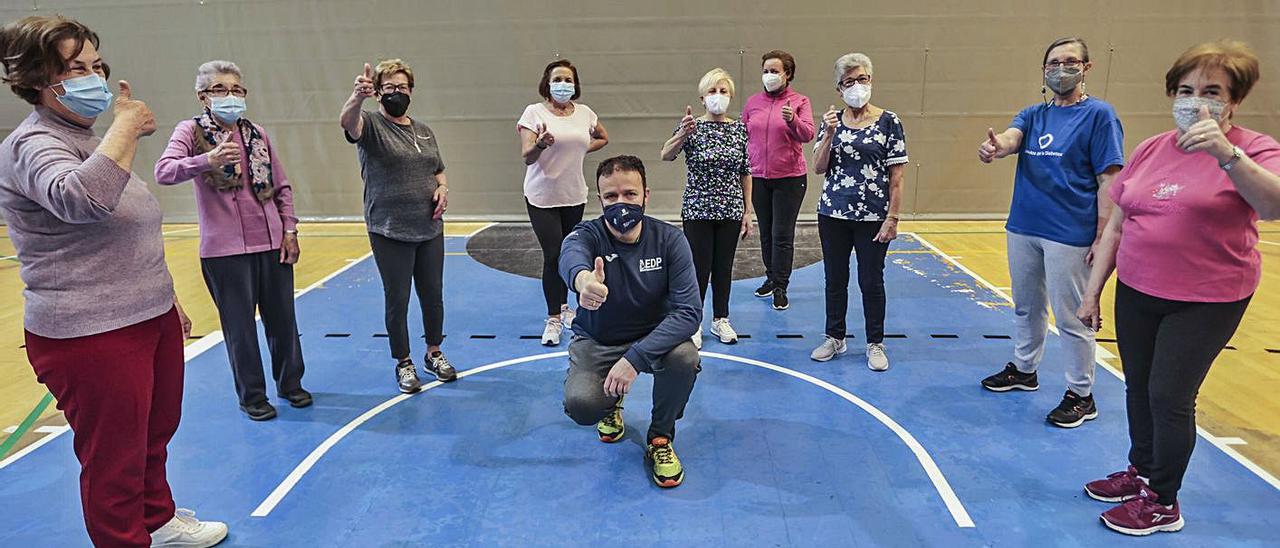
left=809, top=53, right=908, bottom=371
left=661, top=68, right=752, bottom=347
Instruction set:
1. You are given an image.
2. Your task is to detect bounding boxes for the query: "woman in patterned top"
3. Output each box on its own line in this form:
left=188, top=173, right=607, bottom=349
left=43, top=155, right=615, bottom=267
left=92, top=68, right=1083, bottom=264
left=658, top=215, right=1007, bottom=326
left=661, top=68, right=752, bottom=347
left=809, top=53, right=908, bottom=371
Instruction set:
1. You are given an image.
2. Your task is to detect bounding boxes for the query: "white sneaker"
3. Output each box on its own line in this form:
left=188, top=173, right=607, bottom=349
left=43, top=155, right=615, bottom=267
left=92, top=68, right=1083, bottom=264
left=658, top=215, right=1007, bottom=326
left=150, top=508, right=227, bottom=548
left=810, top=336, right=847, bottom=362
left=692, top=325, right=703, bottom=350
left=560, top=304, right=575, bottom=326
left=542, top=317, right=562, bottom=346
left=710, top=317, right=738, bottom=344
left=867, top=343, right=889, bottom=371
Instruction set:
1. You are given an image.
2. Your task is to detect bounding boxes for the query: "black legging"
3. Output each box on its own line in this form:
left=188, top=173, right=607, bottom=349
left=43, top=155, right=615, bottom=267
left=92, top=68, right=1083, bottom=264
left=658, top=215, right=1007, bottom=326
left=751, top=175, right=806, bottom=290
left=818, top=215, right=888, bottom=343
left=1114, top=280, right=1251, bottom=505
left=527, top=199, right=585, bottom=316
left=368, top=232, right=445, bottom=359
left=682, top=219, right=740, bottom=319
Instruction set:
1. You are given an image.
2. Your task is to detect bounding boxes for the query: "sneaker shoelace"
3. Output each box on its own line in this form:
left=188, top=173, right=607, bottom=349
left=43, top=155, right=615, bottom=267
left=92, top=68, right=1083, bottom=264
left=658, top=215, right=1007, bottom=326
left=714, top=319, right=736, bottom=336
left=601, top=407, right=623, bottom=430
left=825, top=336, right=842, bottom=352
left=171, top=509, right=201, bottom=532
left=397, top=363, right=417, bottom=383
left=868, top=343, right=885, bottom=357
left=545, top=317, right=562, bottom=329
left=431, top=354, right=455, bottom=374
left=651, top=443, right=676, bottom=465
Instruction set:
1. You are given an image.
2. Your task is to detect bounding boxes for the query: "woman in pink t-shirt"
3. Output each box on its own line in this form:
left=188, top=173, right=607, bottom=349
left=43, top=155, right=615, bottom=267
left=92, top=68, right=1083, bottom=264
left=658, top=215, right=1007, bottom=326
left=517, top=59, right=610, bottom=346
left=1077, top=40, right=1280, bottom=537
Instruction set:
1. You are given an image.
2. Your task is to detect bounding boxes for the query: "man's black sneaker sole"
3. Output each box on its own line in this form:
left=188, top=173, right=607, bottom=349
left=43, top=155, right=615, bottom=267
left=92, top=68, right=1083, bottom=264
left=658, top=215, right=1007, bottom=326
left=772, top=302, right=789, bottom=310
left=1049, top=410, right=1098, bottom=429
left=982, top=383, right=1039, bottom=392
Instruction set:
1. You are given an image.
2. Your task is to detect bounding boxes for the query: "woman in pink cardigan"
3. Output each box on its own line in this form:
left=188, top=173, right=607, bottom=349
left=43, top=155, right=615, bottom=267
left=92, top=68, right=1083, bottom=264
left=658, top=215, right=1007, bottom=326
left=742, top=49, right=816, bottom=311
left=155, top=60, right=309, bottom=422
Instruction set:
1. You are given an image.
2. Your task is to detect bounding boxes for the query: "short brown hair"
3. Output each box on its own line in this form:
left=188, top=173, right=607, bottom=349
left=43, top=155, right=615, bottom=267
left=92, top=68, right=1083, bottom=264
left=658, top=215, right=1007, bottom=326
left=0, top=15, right=105, bottom=105
left=595, top=155, right=647, bottom=190
left=374, top=58, right=414, bottom=91
left=762, top=50, right=796, bottom=83
left=1165, top=40, right=1260, bottom=103
left=538, top=59, right=581, bottom=101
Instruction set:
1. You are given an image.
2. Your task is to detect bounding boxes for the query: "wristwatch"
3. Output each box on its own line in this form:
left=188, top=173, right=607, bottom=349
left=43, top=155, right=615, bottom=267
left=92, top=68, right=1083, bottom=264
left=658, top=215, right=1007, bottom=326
left=1220, top=146, right=1244, bottom=171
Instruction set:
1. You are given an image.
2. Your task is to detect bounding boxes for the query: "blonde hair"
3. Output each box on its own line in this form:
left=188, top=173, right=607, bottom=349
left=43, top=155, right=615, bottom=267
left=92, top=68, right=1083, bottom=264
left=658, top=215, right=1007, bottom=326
left=1165, top=40, right=1260, bottom=103
left=374, top=58, right=414, bottom=90
left=697, top=67, right=735, bottom=97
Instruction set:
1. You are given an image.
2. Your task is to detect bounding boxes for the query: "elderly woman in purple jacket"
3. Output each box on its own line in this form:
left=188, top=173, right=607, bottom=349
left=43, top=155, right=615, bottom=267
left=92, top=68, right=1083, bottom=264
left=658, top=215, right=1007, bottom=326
left=155, top=60, right=309, bottom=422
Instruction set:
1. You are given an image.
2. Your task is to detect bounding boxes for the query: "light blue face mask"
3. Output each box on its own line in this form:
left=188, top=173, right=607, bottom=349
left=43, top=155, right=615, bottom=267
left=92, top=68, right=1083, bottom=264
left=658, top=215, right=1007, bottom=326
left=209, top=95, right=247, bottom=124
left=55, top=74, right=113, bottom=118
left=549, top=82, right=575, bottom=103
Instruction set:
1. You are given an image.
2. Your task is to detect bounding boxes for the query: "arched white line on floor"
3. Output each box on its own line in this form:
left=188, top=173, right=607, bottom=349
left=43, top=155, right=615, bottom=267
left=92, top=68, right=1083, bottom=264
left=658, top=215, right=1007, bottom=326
left=250, top=351, right=976, bottom=528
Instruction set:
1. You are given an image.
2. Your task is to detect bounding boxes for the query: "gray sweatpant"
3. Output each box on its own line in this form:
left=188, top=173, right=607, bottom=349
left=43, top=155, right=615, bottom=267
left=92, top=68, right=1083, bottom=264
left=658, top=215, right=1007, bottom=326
left=563, top=335, right=700, bottom=442
left=1007, top=232, right=1097, bottom=396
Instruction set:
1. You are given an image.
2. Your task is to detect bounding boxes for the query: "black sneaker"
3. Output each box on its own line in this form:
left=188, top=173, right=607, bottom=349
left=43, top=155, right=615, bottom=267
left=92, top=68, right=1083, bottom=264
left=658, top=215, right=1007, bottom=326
left=772, top=288, right=789, bottom=311
left=1048, top=390, right=1098, bottom=428
left=753, top=280, right=776, bottom=298
left=279, top=388, right=313, bottom=408
left=981, top=362, right=1039, bottom=392
left=239, top=400, right=277, bottom=421
left=425, top=351, right=458, bottom=382
left=396, top=359, right=423, bottom=393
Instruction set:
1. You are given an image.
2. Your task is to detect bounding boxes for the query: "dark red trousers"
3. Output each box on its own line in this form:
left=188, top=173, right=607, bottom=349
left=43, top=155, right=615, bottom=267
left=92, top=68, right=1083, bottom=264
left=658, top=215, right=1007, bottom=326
left=26, top=308, right=183, bottom=547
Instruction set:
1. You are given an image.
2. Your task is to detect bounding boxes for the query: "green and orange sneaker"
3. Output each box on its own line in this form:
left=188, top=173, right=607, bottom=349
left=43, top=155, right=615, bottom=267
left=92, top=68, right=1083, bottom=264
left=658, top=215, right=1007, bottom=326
left=596, top=397, right=624, bottom=443
left=646, top=437, right=684, bottom=488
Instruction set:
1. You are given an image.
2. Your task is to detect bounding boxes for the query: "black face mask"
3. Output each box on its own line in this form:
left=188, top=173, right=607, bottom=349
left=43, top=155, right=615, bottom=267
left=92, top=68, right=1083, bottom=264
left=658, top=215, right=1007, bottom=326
left=380, top=92, right=410, bottom=117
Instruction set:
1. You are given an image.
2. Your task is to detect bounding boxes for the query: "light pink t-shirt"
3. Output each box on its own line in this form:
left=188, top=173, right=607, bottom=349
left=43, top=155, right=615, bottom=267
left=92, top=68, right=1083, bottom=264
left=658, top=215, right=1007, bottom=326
left=1109, top=126, right=1280, bottom=302
left=518, top=102, right=598, bottom=208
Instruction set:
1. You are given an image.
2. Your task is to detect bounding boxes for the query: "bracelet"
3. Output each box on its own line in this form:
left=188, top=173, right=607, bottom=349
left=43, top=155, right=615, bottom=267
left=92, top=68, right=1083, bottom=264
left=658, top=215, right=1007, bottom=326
left=1220, top=146, right=1244, bottom=171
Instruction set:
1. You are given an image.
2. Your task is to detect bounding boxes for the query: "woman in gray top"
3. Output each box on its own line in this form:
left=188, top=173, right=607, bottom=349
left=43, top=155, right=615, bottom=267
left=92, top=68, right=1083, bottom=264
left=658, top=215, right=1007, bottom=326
left=0, top=15, right=225, bottom=547
left=340, top=58, right=457, bottom=392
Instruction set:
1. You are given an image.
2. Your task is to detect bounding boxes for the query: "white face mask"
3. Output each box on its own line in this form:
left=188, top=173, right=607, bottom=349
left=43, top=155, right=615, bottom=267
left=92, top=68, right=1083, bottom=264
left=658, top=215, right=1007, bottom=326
left=762, top=73, right=784, bottom=92
left=1172, top=96, right=1226, bottom=133
left=842, top=83, right=871, bottom=108
left=704, top=94, right=730, bottom=115
left=549, top=82, right=575, bottom=103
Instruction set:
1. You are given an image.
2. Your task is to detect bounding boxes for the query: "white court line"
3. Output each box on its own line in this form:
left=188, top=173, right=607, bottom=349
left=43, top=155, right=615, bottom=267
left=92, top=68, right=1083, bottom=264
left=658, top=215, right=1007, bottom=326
left=162, top=226, right=200, bottom=235
left=1260, top=239, right=1280, bottom=247
left=0, top=251, right=375, bottom=471
left=907, top=231, right=1280, bottom=492
left=251, top=351, right=975, bottom=528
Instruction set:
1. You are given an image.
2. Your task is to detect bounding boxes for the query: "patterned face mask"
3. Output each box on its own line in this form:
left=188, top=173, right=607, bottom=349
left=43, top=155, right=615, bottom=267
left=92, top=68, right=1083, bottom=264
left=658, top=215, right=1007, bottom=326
left=602, top=201, right=644, bottom=233
left=1172, top=96, right=1226, bottom=133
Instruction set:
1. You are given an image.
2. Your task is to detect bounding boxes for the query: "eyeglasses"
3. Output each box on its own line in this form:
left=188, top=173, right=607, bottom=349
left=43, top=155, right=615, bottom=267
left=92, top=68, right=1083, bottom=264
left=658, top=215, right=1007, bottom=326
left=1044, top=60, right=1085, bottom=70
left=839, top=75, right=872, bottom=88
left=203, top=86, right=247, bottom=98
left=380, top=84, right=412, bottom=94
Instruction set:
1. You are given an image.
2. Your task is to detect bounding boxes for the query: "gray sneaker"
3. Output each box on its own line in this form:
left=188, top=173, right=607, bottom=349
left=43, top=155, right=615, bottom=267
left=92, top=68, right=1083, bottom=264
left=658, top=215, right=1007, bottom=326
left=866, top=343, right=890, bottom=371
left=396, top=359, right=422, bottom=393
left=810, top=336, right=847, bottom=362
left=426, top=351, right=458, bottom=382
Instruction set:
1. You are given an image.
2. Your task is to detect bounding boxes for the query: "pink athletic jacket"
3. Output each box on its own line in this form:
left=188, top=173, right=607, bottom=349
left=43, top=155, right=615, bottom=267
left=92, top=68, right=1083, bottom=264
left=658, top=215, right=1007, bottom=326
left=742, top=86, right=815, bottom=179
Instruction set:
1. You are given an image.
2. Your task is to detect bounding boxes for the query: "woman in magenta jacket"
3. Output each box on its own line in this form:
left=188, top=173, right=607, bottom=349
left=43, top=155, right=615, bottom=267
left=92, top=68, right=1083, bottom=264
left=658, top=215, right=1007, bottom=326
left=742, top=49, right=815, bottom=311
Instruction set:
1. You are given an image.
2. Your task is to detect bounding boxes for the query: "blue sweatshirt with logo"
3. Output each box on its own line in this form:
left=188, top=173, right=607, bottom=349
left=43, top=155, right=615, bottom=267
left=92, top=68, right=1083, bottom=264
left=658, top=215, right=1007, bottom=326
left=559, top=216, right=702, bottom=370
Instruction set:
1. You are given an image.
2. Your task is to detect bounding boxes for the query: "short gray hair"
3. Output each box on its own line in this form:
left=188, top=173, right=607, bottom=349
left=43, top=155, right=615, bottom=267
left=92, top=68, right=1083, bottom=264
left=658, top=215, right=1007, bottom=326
left=833, top=53, right=873, bottom=87
left=194, top=60, right=242, bottom=92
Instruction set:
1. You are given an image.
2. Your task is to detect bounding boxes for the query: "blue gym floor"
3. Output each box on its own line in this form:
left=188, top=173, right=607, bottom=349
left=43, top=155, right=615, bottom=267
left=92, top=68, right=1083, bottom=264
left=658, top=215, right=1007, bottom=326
left=1, top=228, right=1278, bottom=547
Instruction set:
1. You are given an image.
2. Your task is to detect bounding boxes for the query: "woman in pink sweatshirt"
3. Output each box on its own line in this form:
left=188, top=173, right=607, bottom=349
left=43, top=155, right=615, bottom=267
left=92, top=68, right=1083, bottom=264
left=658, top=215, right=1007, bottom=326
left=742, top=49, right=815, bottom=311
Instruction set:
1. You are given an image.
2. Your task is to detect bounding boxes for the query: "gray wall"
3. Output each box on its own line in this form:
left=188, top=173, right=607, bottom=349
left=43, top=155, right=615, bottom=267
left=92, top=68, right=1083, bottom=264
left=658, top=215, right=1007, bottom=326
left=3, top=0, right=1278, bottom=221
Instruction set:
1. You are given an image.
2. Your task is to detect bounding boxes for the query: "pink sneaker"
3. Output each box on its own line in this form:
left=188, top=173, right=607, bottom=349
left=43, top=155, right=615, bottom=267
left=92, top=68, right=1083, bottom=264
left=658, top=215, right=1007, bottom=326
left=1100, top=487, right=1184, bottom=536
left=1084, top=465, right=1147, bottom=502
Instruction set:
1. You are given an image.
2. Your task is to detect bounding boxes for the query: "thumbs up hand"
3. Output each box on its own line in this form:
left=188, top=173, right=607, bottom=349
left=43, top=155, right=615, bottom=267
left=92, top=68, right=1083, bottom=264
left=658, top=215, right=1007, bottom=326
left=1177, top=104, right=1233, bottom=162
left=353, top=63, right=376, bottom=99
left=577, top=257, right=610, bottom=311
left=822, top=105, right=840, bottom=132
left=677, top=105, right=697, bottom=138
left=978, top=128, right=1003, bottom=163
left=781, top=100, right=795, bottom=123
left=114, top=80, right=156, bottom=138
left=535, top=122, right=556, bottom=149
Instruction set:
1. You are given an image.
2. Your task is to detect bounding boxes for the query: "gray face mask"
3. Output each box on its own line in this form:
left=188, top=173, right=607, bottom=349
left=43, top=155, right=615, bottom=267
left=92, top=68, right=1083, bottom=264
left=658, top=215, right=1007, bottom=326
left=1044, top=66, right=1084, bottom=96
left=1172, top=96, right=1227, bottom=133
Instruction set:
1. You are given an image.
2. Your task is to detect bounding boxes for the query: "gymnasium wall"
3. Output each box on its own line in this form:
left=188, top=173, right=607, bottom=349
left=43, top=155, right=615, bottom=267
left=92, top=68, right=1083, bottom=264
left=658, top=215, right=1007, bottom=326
left=2, top=0, right=1278, bottom=221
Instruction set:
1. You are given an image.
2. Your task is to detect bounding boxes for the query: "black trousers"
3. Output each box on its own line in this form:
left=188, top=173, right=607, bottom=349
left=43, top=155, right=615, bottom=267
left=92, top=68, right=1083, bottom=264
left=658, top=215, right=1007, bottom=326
left=818, top=215, right=889, bottom=343
left=369, top=232, right=445, bottom=359
left=201, top=250, right=305, bottom=406
left=1114, top=281, right=1251, bottom=504
left=682, top=219, right=740, bottom=319
left=563, top=335, right=700, bottom=442
left=527, top=200, right=585, bottom=316
left=750, top=175, right=806, bottom=290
